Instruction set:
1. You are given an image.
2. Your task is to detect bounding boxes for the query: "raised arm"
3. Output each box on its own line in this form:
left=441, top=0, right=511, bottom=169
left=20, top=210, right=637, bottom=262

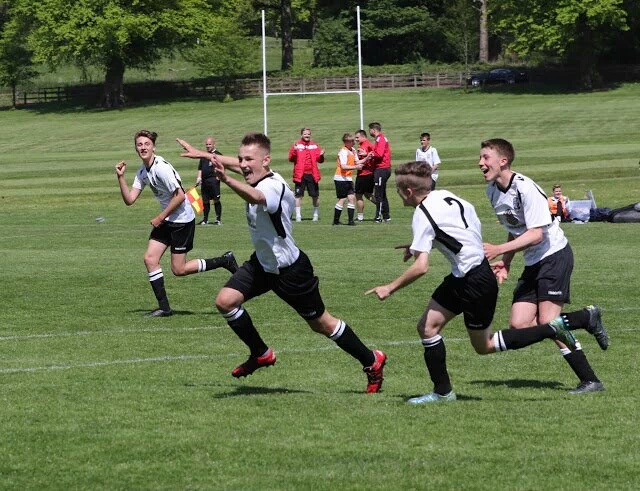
left=115, top=161, right=142, bottom=206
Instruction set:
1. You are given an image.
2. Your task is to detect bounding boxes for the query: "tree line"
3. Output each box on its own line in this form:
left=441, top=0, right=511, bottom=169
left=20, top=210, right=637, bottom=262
left=1, top=0, right=638, bottom=108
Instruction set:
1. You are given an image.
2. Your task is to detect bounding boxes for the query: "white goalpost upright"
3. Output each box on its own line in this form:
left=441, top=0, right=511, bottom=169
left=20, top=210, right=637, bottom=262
left=261, top=6, right=364, bottom=135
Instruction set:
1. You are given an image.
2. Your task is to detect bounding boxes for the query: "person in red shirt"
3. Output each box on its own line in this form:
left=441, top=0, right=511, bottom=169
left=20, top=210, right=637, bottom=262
left=288, top=127, right=325, bottom=222
left=368, top=122, right=392, bottom=222
left=354, top=129, right=375, bottom=222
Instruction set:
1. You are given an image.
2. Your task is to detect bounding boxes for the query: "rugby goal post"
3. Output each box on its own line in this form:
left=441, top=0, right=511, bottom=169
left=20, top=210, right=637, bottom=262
left=261, top=7, right=364, bottom=135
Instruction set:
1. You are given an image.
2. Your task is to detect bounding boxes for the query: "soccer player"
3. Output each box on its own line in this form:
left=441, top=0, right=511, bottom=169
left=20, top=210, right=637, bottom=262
left=115, top=130, right=238, bottom=317
left=354, top=129, right=375, bottom=222
left=176, top=133, right=387, bottom=392
left=333, top=133, right=363, bottom=226
left=415, top=132, right=441, bottom=191
left=366, top=161, right=607, bottom=403
left=288, top=128, right=325, bottom=222
left=368, top=122, right=392, bottom=222
left=479, top=138, right=609, bottom=394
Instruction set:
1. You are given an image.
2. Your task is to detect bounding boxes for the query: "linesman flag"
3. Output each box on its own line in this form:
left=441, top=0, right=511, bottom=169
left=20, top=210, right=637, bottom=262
left=186, top=187, right=204, bottom=214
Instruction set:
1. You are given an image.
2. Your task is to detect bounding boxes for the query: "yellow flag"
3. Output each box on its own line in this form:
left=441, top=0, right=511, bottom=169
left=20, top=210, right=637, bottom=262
left=186, top=187, right=204, bottom=214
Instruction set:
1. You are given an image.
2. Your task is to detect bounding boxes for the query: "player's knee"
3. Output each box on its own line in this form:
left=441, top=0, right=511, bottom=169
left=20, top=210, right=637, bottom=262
left=215, top=291, right=237, bottom=313
left=171, top=265, right=188, bottom=276
left=143, top=253, right=158, bottom=269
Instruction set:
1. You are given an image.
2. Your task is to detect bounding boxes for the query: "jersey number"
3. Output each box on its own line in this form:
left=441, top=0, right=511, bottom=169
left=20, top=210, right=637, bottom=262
left=444, top=197, right=468, bottom=228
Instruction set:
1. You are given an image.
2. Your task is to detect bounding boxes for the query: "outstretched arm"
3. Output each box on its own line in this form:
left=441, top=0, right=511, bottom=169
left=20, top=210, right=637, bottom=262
left=176, top=138, right=242, bottom=174
left=365, top=250, right=429, bottom=300
left=213, top=161, right=266, bottom=205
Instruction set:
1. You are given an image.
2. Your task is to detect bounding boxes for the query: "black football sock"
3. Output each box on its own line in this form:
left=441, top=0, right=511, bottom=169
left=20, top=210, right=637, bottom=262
left=347, top=205, right=355, bottom=223
left=148, top=269, right=170, bottom=311
left=203, top=202, right=210, bottom=222
left=494, top=324, right=555, bottom=350
left=198, top=255, right=229, bottom=271
left=214, top=201, right=222, bottom=221
left=333, top=206, right=342, bottom=224
left=222, top=306, right=268, bottom=357
left=423, top=335, right=452, bottom=395
left=563, top=348, right=600, bottom=383
left=560, top=309, right=590, bottom=329
left=329, top=320, right=375, bottom=366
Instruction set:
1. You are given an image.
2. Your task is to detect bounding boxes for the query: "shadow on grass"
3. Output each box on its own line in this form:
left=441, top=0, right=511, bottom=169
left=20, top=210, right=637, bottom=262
left=212, top=385, right=312, bottom=398
left=130, top=309, right=196, bottom=316
left=469, top=378, right=565, bottom=390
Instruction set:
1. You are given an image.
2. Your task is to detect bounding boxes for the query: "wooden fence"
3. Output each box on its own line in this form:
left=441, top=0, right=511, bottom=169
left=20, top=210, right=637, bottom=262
left=1, top=71, right=467, bottom=107
left=2, top=66, right=639, bottom=107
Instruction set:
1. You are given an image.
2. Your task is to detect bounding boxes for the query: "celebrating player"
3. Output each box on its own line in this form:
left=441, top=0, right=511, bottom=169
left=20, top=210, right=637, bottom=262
left=176, top=133, right=387, bottom=392
left=366, top=161, right=607, bottom=403
left=115, top=130, right=237, bottom=317
left=480, top=138, right=608, bottom=394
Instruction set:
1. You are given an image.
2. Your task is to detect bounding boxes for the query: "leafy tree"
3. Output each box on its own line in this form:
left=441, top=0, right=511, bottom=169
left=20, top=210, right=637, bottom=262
left=492, top=0, right=629, bottom=88
left=0, top=1, right=37, bottom=107
left=442, top=0, right=480, bottom=70
left=13, top=0, right=212, bottom=107
left=312, top=15, right=355, bottom=68
left=358, top=0, right=454, bottom=65
left=0, top=34, right=36, bottom=107
left=182, top=16, right=258, bottom=99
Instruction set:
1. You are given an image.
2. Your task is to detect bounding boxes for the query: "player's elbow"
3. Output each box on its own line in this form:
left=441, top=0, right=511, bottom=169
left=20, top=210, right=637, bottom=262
left=529, top=229, right=544, bottom=245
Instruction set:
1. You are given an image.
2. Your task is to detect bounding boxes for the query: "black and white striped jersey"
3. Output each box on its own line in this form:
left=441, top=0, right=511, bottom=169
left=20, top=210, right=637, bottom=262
left=247, top=172, right=300, bottom=274
left=132, top=155, right=194, bottom=223
left=410, top=190, right=485, bottom=278
left=486, top=172, right=567, bottom=266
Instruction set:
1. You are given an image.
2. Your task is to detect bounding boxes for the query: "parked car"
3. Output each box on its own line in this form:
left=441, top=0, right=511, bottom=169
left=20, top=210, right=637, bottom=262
left=466, top=68, right=528, bottom=87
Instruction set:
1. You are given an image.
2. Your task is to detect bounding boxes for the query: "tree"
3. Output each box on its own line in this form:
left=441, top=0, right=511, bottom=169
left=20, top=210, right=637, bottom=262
left=478, top=0, right=488, bottom=62
left=492, top=0, right=629, bottom=88
left=359, top=0, right=454, bottom=65
left=281, top=0, right=294, bottom=69
left=182, top=16, right=258, bottom=99
left=0, top=2, right=37, bottom=107
left=312, top=15, right=355, bottom=68
left=13, top=0, right=212, bottom=107
left=442, top=0, right=480, bottom=70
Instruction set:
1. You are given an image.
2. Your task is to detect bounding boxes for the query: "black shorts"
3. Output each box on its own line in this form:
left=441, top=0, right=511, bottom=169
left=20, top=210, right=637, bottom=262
left=294, top=174, right=319, bottom=198
left=513, top=244, right=573, bottom=305
left=201, top=177, right=220, bottom=201
left=149, top=219, right=195, bottom=254
left=334, top=180, right=355, bottom=199
left=355, top=174, right=374, bottom=195
left=224, top=250, right=326, bottom=320
left=432, top=259, right=498, bottom=330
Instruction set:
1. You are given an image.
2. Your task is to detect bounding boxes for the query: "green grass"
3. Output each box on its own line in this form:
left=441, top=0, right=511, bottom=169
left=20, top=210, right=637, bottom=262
left=1, top=85, right=639, bottom=490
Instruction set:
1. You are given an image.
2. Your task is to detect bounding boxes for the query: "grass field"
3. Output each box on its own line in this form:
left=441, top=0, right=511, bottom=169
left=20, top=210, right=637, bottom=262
left=1, top=84, right=639, bottom=490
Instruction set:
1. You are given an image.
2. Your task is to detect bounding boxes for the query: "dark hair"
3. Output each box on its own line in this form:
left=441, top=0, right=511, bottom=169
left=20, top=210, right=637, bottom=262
left=300, top=127, right=311, bottom=134
left=135, top=130, right=157, bottom=144
left=395, top=161, right=432, bottom=194
left=420, top=132, right=431, bottom=139
left=355, top=129, right=367, bottom=137
left=481, top=138, right=515, bottom=165
left=241, top=132, right=271, bottom=153
left=368, top=122, right=382, bottom=132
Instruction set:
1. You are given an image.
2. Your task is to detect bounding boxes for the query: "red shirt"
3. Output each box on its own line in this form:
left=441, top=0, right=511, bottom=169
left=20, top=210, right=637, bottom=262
left=372, top=132, right=391, bottom=169
left=288, top=139, right=324, bottom=182
left=357, top=140, right=375, bottom=176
